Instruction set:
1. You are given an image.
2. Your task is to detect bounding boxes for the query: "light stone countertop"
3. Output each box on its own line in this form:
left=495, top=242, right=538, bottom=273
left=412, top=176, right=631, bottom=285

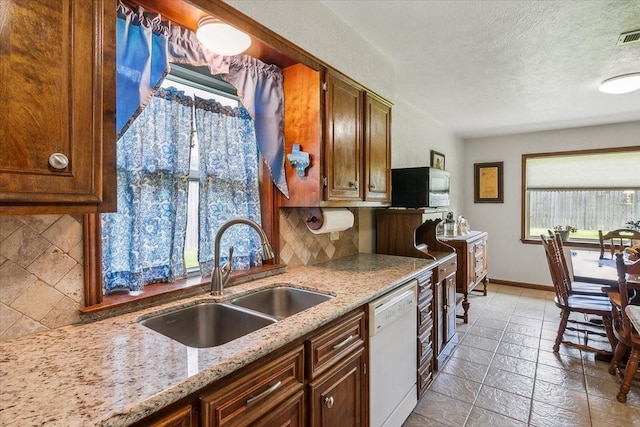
left=0, top=254, right=437, bottom=427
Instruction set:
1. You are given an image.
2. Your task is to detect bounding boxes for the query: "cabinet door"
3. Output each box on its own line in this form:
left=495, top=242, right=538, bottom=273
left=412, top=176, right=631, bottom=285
left=325, top=72, right=362, bottom=201
left=444, top=274, right=457, bottom=344
left=309, top=348, right=365, bottom=427
left=144, top=405, right=195, bottom=427
left=0, top=0, right=114, bottom=212
left=363, top=93, right=391, bottom=202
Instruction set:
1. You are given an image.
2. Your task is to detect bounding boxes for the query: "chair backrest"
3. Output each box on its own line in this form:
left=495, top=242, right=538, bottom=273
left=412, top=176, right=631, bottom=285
left=541, top=234, right=570, bottom=304
left=600, top=228, right=640, bottom=259
left=550, top=231, right=573, bottom=288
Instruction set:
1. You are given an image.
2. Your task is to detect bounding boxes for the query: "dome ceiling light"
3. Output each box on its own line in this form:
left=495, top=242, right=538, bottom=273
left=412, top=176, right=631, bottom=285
left=196, top=17, right=251, bottom=56
left=598, top=73, right=640, bottom=94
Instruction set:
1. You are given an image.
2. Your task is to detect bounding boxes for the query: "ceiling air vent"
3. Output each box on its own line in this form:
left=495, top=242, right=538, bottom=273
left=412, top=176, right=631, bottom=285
left=617, top=29, right=640, bottom=46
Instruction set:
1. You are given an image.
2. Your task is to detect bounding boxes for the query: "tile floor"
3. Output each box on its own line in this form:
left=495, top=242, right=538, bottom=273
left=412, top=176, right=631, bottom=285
left=404, top=283, right=640, bottom=427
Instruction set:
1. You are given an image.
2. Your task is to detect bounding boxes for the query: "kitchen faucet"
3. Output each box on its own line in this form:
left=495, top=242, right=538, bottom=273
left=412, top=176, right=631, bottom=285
left=210, top=218, right=275, bottom=296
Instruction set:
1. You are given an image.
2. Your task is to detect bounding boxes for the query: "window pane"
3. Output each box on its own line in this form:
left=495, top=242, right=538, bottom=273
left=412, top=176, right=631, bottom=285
left=185, top=179, right=199, bottom=270
left=527, top=189, right=639, bottom=239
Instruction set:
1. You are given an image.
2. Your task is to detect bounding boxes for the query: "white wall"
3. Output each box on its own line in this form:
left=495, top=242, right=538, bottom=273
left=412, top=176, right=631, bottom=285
left=463, top=121, right=640, bottom=287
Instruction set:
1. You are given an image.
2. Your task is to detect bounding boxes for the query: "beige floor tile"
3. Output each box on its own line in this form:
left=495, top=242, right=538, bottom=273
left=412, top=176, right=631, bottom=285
left=474, top=384, right=531, bottom=422
left=529, top=400, right=590, bottom=427
left=451, top=344, right=494, bottom=366
left=505, top=322, right=542, bottom=337
left=466, top=324, right=504, bottom=341
left=496, top=341, right=539, bottom=362
left=412, top=390, right=472, bottom=427
left=588, top=395, right=640, bottom=427
left=535, top=364, right=586, bottom=392
left=490, top=353, right=537, bottom=378
left=536, top=349, right=583, bottom=373
left=402, top=412, right=445, bottom=427
left=501, top=331, right=540, bottom=349
left=473, top=317, right=508, bottom=331
left=459, top=334, right=500, bottom=353
left=465, top=406, right=527, bottom=427
left=440, top=356, right=490, bottom=383
left=483, top=367, right=534, bottom=398
left=428, top=371, right=482, bottom=404
left=533, top=378, right=589, bottom=413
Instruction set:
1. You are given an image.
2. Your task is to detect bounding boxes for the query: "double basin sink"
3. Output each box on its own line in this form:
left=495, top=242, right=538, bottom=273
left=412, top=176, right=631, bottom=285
left=139, top=286, right=333, bottom=348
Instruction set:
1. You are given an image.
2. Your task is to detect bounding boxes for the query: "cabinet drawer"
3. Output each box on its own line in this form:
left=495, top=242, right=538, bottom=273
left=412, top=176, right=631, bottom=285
left=418, top=305, right=433, bottom=335
left=306, top=310, right=365, bottom=379
left=418, top=332, right=433, bottom=366
left=417, top=360, right=434, bottom=397
left=200, top=346, right=304, bottom=427
left=435, top=257, right=457, bottom=282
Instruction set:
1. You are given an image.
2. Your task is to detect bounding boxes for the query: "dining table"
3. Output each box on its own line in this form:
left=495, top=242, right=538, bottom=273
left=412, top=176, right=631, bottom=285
left=568, top=249, right=640, bottom=289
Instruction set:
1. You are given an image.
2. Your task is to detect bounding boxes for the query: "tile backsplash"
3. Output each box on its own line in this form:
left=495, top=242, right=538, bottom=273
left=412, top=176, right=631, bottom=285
left=0, top=208, right=359, bottom=341
left=0, top=215, right=84, bottom=340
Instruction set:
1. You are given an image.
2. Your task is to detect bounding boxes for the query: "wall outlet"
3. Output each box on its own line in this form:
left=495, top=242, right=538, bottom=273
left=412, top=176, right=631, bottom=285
left=330, top=231, right=340, bottom=241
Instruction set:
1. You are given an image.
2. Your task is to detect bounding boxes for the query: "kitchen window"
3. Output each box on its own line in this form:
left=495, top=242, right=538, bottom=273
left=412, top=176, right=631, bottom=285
left=100, top=66, right=266, bottom=296
left=522, top=147, right=640, bottom=242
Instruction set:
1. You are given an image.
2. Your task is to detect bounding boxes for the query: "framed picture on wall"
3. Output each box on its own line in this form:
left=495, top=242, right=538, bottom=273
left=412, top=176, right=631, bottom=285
left=474, top=162, right=504, bottom=203
left=430, top=150, right=445, bottom=170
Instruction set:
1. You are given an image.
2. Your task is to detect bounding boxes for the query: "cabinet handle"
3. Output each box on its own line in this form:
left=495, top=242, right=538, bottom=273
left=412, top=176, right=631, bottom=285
left=246, top=380, right=281, bottom=406
left=48, top=153, right=69, bottom=170
left=349, top=181, right=358, bottom=190
left=332, top=335, right=354, bottom=350
left=324, top=396, right=334, bottom=409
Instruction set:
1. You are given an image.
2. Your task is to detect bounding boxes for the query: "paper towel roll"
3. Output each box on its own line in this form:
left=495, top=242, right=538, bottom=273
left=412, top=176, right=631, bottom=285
left=307, top=208, right=354, bottom=234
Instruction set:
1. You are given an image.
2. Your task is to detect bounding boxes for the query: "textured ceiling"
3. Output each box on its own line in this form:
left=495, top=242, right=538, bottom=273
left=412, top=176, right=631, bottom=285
left=321, top=0, right=640, bottom=138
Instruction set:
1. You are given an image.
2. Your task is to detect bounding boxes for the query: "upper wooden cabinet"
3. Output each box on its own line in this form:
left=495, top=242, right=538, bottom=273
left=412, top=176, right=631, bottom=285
left=0, top=0, right=115, bottom=214
left=325, top=71, right=391, bottom=205
left=280, top=68, right=391, bottom=207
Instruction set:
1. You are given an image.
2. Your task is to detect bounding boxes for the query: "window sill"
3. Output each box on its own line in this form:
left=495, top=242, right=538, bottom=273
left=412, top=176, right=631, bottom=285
left=80, top=263, right=287, bottom=315
left=520, top=238, right=601, bottom=250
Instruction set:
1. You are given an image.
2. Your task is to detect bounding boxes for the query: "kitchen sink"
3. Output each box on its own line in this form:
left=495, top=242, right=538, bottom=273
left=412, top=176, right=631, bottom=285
left=229, top=286, right=333, bottom=320
left=139, top=302, right=277, bottom=348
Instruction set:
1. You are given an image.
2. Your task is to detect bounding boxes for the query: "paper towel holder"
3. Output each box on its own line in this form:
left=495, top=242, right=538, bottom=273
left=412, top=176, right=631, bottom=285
left=305, top=207, right=324, bottom=231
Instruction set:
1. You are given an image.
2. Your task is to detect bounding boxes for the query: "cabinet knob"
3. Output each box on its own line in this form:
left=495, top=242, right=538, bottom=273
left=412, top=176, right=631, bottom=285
left=48, top=153, right=69, bottom=170
left=324, top=396, right=334, bottom=408
left=369, top=183, right=376, bottom=190
left=349, top=181, right=358, bottom=190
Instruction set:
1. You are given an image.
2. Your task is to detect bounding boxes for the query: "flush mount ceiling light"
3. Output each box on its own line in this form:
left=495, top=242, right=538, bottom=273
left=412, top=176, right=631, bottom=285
left=598, top=73, right=640, bottom=94
left=196, top=17, right=251, bottom=56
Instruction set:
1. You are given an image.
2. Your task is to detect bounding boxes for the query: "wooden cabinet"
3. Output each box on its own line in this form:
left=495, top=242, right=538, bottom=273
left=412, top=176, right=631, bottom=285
left=141, top=405, right=196, bottom=427
left=306, top=309, right=366, bottom=427
left=0, top=0, right=115, bottom=214
left=325, top=71, right=391, bottom=205
left=280, top=67, right=391, bottom=207
left=200, top=346, right=305, bottom=426
left=416, top=269, right=434, bottom=398
left=433, top=253, right=458, bottom=370
left=440, top=231, right=489, bottom=323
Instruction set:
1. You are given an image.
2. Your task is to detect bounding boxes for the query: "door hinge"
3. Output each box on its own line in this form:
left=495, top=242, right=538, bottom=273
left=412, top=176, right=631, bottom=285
left=322, top=176, right=328, bottom=187
left=322, top=82, right=328, bottom=91
left=363, top=362, right=367, bottom=375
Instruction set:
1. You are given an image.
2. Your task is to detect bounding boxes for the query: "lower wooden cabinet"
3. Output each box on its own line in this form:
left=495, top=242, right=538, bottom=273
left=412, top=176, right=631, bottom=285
left=433, top=253, right=458, bottom=370
left=200, top=346, right=304, bottom=426
left=308, top=348, right=365, bottom=427
left=132, top=308, right=367, bottom=427
left=416, top=269, right=434, bottom=398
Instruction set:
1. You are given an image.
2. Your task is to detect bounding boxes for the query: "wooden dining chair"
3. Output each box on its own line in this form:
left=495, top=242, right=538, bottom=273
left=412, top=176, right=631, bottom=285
left=607, top=253, right=640, bottom=403
left=541, top=235, right=616, bottom=355
left=599, top=228, right=640, bottom=260
left=548, top=231, right=607, bottom=296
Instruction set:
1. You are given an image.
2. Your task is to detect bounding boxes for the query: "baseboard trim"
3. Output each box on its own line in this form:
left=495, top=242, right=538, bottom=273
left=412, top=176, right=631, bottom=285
left=489, top=278, right=554, bottom=293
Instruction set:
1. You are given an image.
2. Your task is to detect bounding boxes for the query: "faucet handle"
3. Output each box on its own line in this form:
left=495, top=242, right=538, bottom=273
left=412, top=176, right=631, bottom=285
left=221, top=246, right=234, bottom=285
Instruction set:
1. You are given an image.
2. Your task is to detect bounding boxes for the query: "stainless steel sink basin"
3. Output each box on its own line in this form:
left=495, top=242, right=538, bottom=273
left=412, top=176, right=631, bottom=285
left=139, top=302, right=276, bottom=348
left=229, top=286, right=333, bottom=319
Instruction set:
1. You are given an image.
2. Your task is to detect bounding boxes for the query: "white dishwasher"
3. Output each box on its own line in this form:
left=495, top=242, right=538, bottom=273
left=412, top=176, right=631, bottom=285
left=369, top=280, right=418, bottom=427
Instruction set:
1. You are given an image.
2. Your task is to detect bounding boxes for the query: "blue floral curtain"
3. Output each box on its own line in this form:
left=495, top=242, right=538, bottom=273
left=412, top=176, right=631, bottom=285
left=116, top=0, right=170, bottom=139
left=101, top=88, right=192, bottom=294
left=195, top=97, right=263, bottom=275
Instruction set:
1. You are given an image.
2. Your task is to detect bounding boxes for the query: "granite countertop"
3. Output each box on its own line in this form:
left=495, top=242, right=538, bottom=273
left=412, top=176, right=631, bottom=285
left=0, top=254, right=436, bottom=427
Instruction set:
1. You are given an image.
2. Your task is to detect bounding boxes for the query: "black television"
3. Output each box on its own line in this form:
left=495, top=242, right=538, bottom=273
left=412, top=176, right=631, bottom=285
left=391, top=167, right=451, bottom=208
